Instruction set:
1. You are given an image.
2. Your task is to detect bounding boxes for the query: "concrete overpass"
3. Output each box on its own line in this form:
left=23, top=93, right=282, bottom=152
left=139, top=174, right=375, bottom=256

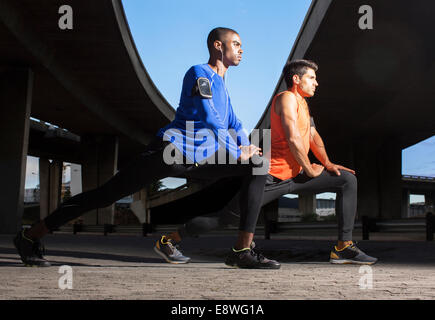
left=0, top=0, right=176, bottom=233
left=1, top=0, right=434, bottom=234
left=253, top=0, right=435, bottom=221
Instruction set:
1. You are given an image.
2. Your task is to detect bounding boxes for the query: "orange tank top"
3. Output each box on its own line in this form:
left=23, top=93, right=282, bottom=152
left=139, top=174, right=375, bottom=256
left=268, top=91, right=311, bottom=180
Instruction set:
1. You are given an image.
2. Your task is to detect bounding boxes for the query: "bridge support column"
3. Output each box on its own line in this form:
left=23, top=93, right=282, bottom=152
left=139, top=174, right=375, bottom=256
left=425, top=191, right=435, bottom=213
left=0, top=68, right=33, bottom=234
left=39, top=158, right=62, bottom=220
left=131, top=189, right=150, bottom=225
left=378, top=141, right=403, bottom=219
left=131, top=189, right=152, bottom=235
left=81, top=136, right=119, bottom=225
left=354, top=140, right=380, bottom=219
left=355, top=139, right=403, bottom=219
left=299, top=194, right=316, bottom=216
left=401, top=189, right=410, bottom=218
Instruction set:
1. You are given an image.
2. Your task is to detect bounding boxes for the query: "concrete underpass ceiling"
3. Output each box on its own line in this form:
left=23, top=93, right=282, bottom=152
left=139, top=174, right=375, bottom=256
left=308, top=0, right=434, bottom=150
left=0, top=0, right=175, bottom=164
left=260, top=0, right=435, bottom=151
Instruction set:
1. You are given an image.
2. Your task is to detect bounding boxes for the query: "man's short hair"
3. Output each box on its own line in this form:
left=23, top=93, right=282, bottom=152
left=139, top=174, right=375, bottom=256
left=283, top=59, right=318, bottom=88
left=207, top=27, right=238, bottom=53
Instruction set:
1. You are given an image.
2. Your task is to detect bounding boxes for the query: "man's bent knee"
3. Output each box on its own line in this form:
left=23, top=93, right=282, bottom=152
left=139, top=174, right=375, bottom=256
left=251, top=155, right=270, bottom=176
left=339, top=170, right=357, bottom=190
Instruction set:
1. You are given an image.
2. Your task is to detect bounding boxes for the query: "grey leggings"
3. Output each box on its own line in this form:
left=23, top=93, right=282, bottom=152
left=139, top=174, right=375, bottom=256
left=178, top=169, right=357, bottom=241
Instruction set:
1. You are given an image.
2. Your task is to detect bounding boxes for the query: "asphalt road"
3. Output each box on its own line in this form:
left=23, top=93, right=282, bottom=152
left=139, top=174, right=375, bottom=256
left=1, top=232, right=435, bottom=300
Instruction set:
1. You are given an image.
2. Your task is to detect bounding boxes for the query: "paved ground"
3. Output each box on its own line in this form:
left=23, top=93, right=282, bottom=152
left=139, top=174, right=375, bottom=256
left=1, top=231, right=435, bottom=300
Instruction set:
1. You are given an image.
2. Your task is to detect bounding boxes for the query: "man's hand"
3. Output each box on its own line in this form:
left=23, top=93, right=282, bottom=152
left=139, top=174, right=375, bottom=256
left=306, top=163, right=324, bottom=178
left=325, top=162, right=356, bottom=176
left=238, top=145, right=262, bottom=162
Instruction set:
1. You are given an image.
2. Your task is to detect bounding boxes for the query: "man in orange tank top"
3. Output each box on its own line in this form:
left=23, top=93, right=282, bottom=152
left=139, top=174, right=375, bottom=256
left=160, top=60, right=377, bottom=265
left=264, top=59, right=376, bottom=264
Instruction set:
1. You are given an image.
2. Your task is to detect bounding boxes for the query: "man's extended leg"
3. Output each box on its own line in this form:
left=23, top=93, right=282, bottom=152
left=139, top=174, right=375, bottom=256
left=14, top=140, right=187, bottom=267
left=185, top=170, right=359, bottom=241
left=265, top=169, right=376, bottom=264
left=173, top=169, right=376, bottom=265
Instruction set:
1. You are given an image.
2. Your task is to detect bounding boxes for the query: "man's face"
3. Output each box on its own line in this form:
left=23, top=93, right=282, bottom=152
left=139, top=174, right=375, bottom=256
left=295, top=68, right=318, bottom=97
left=219, top=32, right=243, bottom=66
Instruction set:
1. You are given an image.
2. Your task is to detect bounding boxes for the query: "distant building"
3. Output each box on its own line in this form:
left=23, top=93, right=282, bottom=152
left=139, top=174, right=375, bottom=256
left=409, top=202, right=427, bottom=218
left=24, top=188, right=40, bottom=203
left=277, top=196, right=336, bottom=222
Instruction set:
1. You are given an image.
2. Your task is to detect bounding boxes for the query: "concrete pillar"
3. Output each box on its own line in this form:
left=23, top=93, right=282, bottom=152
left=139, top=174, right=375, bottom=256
left=355, top=138, right=403, bottom=220
left=81, top=135, right=118, bottom=225
left=39, top=158, right=62, bottom=220
left=424, top=191, right=435, bottom=213
left=377, top=141, right=403, bottom=219
left=0, top=68, right=33, bottom=234
left=131, top=189, right=149, bottom=224
left=354, top=140, right=381, bottom=219
left=70, top=163, right=82, bottom=196
left=401, top=189, right=410, bottom=218
left=299, top=194, right=316, bottom=215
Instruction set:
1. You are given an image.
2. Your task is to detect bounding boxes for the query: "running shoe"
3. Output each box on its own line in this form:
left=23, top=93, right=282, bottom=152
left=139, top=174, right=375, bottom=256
left=225, top=245, right=281, bottom=269
left=225, top=241, right=256, bottom=267
left=153, top=236, right=191, bottom=264
left=329, top=242, right=378, bottom=265
left=13, top=231, right=51, bottom=267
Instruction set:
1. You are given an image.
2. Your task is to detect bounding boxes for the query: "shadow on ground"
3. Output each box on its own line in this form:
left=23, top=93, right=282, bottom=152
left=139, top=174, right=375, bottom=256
left=1, top=234, right=435, bottom=267
left=0, top=246, right=163, bottom=267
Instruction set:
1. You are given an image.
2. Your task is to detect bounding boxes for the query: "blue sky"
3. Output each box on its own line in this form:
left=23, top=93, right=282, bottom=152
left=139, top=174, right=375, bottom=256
left=402, top=136, right=435, bottom=177
left=25, top=1, right=434, bottom=201
left=121, top=0, right=313, bottom=131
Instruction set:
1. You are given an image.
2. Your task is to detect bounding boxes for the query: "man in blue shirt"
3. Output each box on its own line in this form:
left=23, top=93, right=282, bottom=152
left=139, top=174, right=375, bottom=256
left=14, top=27, right=280, bottom=270
left=157, top=63, right=249, bottom=164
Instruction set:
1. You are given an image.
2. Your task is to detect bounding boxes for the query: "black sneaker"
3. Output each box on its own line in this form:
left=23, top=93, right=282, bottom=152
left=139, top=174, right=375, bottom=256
left=330, top=242, right=377, bottom=265
left=225, top=241, right=256, bottom=267
left=153, top=236, right=191, bottom=264
left=225, top=245, right=281, bottom=269
left=13, top=231, right=51, bottom=267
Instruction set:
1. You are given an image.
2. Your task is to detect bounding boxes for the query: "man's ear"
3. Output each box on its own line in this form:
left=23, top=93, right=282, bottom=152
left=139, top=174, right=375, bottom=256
left=214, top=40, right=223, bottom=52
left=293, top=74, right=300, bottom=85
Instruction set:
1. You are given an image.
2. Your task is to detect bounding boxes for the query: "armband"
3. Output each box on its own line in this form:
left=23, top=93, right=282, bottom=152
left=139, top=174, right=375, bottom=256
left=191, top=77, right=212, bottom=99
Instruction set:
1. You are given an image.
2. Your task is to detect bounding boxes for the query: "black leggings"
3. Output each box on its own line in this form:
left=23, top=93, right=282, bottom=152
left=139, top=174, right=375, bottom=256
left=178, top=170, right=358, bottom=241
left=44, top=139, right=268, bottom=234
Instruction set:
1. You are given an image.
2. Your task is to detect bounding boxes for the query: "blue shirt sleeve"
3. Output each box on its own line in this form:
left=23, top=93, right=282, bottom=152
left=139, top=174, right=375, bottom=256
left=190, top=66, right=241, bottom=160
left=192, top=95, right=241, bottom=160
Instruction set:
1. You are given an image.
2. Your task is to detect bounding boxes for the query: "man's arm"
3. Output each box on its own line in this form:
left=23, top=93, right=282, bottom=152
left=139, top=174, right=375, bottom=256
left=227, top=96, right=250, bottom=146
left=309, top=125, right=355, bottom=176
left=276, top=93, right=323, bottom=178
left=190, top=68, right=259, bottom=161
left=309, top=125, right=331, bottom=167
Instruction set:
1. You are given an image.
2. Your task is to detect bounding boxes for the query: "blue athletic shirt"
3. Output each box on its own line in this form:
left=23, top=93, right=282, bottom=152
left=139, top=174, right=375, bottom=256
left=157, top=64, right=250, bottom=164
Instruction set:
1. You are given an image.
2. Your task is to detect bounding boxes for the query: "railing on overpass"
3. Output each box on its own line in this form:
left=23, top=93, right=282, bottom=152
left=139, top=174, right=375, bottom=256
left=402, top=175, right=435, bottom=182
left=58, top=213, right=435, bottom=242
